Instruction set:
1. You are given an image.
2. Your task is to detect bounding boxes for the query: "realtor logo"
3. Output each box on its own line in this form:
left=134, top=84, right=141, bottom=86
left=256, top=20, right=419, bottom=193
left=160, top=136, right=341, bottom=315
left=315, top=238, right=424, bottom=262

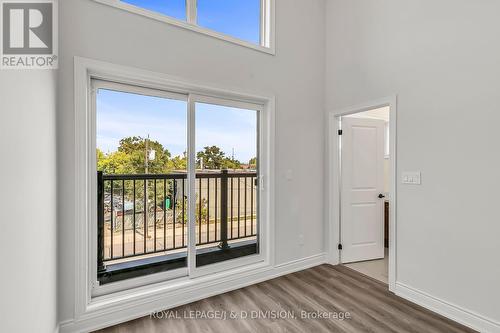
left=1, top=0, right=57, bottom=69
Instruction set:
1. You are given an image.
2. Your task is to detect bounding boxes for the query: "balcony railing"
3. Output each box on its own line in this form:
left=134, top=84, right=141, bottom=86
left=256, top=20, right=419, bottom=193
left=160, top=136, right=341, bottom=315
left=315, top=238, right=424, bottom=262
left=97, top=170, right=258, bottom=272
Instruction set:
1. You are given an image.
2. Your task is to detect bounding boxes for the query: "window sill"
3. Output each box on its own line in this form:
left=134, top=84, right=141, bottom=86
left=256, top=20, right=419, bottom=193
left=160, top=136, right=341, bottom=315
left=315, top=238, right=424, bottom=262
left=92, top=0, right=276, bottom=55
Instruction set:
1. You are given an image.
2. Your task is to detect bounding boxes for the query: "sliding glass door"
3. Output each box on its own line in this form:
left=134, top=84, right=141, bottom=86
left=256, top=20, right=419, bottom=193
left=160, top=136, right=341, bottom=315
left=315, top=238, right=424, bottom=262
left=93, top=81, right=263, bottom=292
left=193, top=97, right=260, bottom=271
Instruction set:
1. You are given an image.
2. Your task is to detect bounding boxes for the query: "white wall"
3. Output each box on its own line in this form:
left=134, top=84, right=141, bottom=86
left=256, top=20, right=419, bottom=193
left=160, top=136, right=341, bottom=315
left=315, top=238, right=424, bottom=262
left=326, top=0, right=500, bottom=327
left=0, top=72, right=57, bottom=332
left=58, top=0, right=326, bottom=324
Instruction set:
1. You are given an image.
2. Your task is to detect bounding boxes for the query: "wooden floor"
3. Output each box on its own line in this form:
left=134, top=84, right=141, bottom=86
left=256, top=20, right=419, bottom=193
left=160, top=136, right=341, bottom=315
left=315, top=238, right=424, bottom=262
left=96, top=265, right=476, bottom=333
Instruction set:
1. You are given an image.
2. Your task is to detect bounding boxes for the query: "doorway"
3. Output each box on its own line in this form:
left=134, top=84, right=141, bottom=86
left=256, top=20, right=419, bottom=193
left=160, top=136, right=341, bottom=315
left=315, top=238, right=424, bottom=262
left=329, top=97, right=397, bottom=291
left=341, top=107, right=389, bottom=284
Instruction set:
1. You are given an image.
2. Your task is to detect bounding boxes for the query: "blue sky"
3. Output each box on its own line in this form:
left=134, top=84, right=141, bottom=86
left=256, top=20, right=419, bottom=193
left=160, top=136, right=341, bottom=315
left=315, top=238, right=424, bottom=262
left=122, top=0, right=261, bottom=44
left=96, top=89, right=257, bottom=163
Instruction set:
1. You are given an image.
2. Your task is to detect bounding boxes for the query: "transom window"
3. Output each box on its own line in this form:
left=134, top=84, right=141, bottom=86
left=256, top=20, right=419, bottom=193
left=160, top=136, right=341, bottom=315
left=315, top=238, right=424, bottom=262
left=96, top=0, right=274, bottom=52
left=197, top=0, right=261, bottom=44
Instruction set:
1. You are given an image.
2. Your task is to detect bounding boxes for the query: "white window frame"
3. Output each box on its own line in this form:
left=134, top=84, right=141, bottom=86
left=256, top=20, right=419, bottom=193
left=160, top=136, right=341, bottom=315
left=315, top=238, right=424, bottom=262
left=74, top=57, right=275, bottom=319
left=92, top=0, right=276, bottom=55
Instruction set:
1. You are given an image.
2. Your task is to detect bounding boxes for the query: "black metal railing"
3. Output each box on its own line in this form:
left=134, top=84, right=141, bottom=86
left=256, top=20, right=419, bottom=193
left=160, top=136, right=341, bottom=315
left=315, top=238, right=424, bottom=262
left=97, top=170, right=257, bottom=270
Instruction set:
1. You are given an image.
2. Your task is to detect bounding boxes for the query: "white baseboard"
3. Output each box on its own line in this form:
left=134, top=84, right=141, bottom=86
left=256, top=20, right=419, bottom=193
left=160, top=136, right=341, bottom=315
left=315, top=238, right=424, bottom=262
left=395, top=282, right=500, bottom=333
left=60, top=253, right=326, bottom=333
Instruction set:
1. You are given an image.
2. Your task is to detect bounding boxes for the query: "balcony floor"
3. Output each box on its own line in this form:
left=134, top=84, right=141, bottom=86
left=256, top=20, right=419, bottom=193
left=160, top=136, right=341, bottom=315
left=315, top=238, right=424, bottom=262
left=94, top=265, right=475, bottom=333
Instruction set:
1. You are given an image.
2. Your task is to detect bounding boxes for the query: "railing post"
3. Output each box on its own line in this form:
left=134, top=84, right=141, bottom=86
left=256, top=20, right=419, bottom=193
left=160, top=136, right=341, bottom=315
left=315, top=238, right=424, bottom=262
left=97, top=171, right=106, bottom=273
left=219, top=169, right=230, bottom=250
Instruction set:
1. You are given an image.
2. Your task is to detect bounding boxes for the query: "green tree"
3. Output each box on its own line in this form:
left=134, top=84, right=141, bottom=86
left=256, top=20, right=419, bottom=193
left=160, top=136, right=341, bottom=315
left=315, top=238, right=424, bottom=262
left=168, top=154, right=187, bottom=171
left=97, top=136, right=242, bottom=174
left=196, top=146, right=241, bottom=170
left=117, top=136, right=171, bottom=174
left=221, top=158, right=241, bottom=170
left=196, top=146, right=225, bottom=169
left=97, top=148, right=135, bottom=174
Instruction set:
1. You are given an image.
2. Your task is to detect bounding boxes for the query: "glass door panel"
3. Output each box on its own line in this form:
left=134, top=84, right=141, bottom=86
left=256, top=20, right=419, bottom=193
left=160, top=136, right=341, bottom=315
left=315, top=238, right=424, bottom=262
left=194, top=100, right=259, bottom=268
left=94, top=81, right=188, bottom=286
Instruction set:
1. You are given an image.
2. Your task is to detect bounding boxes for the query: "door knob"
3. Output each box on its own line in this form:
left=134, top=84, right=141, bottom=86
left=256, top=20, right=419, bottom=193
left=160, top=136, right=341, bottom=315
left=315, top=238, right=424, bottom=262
left=378, top=194, right=386, bottom=199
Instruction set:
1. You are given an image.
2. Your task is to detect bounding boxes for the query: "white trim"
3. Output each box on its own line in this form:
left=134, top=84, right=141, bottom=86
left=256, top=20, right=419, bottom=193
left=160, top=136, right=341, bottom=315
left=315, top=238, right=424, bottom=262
left=325, top=114, right=339, bottom=265
left=92, top=0, right=276, bottom=55
left=93, top=268, right=189, bottom=298
left=261, top=0, right=274, bottom=49
left=74, top=56, right=91, bottom=318
left=74, top=56, right=276, bottom=323
left=80, top=57, right=273, bottom=106
left=327, top=96, right=397, bottom=292
left=187, top=92, right=197, bottom=278
left=191, top=93, right=264, bottom=112
left=60, top=253, right=325, bottom=333
left=186, top=0, right=197, bottom=24
left=395, top=282, right=500, bottom=333
left=92, top=79, right=188, bottom=101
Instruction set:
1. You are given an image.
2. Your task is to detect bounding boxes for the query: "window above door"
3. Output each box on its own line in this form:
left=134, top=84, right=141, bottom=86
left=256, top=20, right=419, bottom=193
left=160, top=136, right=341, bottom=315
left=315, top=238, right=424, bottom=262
left=93, top=0, right=275, bottom=54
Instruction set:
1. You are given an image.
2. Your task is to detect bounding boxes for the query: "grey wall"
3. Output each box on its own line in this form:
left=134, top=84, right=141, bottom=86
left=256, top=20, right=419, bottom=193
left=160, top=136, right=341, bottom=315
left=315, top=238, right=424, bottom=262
left=326, top=0, right=500, bottom=324
left=58, top=0, right=326, bottom=323
left=0, top=72, right=57, bottom=331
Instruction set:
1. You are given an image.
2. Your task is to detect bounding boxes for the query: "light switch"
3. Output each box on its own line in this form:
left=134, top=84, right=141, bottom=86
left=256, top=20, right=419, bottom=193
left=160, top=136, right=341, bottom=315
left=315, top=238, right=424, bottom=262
left=402, top=172, right=421, bottom=185
left=285, top=169, right=293, bottom=181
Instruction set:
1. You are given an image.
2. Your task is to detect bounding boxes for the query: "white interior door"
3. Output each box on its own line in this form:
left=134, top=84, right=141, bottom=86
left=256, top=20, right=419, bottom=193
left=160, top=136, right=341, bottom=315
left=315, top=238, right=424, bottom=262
left=340, top=117, right=385, bottom=263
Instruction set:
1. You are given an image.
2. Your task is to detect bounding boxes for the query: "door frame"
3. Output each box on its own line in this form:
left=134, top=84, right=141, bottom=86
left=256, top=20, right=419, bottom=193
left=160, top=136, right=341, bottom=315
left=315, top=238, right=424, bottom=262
left=327, top=96, right=397, bottom=292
